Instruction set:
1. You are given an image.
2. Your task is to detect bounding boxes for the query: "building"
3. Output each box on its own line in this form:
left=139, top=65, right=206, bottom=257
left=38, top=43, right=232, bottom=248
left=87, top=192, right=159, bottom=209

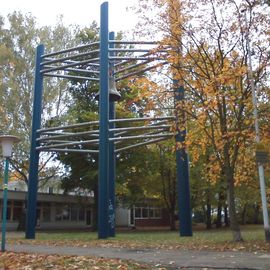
left=0, top=180, right=170, bottom=230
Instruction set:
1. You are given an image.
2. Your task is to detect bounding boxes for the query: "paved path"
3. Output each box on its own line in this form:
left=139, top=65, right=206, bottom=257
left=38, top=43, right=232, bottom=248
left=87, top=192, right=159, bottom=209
left=6, top=243, right=270, bottom=270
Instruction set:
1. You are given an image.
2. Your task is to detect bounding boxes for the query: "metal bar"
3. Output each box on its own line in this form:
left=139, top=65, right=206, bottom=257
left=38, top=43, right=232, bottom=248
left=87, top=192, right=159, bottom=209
left=109, top=56, right=163, bottom=61
left=42, top=50, right=100, bottom=66
left=98, top=1, right=109, bottom=239
left=41, top=58, right=100, bottom=74
left=45, top=57, right=100, bottom=68
left=43, top=65, right=100, bottom=75
left=38, top=130, right=99, bottom=141
left=37, top=116, right=174, bottom=133
left=36, top=138, right=99, bottom=151
left=115, top=137, right=168, bottom=153
left=110, top=132, right=173, bottom=142
left=43, top=73, right=99, bottom=81
left=109, top=124, right=170, bottom=133
left=114, top=60, right=151, bottom=74
left=37, top=120, right=99, bottom=133
left=40, top=148, right=99, bottom=153
left=42, top=41, right=100, bottom=58
left=110, top=116, right=175, bottom=123
left=26, top=44, right=44, bottom=240
left=109, top=40, right=158, bottom=45
left=109, top=48, right=156, bottom=53
left=116, top=63, right=163, bottom=81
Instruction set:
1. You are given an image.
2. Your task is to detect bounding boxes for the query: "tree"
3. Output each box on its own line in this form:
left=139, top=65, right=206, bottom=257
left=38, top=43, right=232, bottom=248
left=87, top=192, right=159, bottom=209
left=134, top=0, right=270, bottom=241
left=0, top=12, right=81, bottom=186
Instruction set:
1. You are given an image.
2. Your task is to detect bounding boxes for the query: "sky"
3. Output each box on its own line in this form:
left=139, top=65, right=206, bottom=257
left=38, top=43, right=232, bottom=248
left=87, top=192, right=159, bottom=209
left=1, top=0, right=138, bottom=32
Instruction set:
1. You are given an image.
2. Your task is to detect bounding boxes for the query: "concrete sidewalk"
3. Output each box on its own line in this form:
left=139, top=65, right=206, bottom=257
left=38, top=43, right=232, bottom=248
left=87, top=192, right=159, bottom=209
left=6, top=243, right=270, bottom=269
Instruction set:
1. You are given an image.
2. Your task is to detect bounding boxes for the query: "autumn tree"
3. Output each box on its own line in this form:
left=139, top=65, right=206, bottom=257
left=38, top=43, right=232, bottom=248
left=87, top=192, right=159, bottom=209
left=135, top=0, right=270, bottom=241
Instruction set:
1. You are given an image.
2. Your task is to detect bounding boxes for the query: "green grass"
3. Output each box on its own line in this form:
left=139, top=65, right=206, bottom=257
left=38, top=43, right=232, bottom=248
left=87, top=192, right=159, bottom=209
left=8, top=225, right=270, bottom=252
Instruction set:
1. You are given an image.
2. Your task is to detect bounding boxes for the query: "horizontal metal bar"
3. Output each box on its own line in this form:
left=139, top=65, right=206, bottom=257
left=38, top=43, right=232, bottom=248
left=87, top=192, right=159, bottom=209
left=38, top=120, right=99, bottom=133
left=42, top=50, right=100, bottom=66
left=109, top=40, right=158, bottom=45
left=36, top=138, right=99, bottom=151
left=109, top=48, right=153, bottom=53
left=39, top=148, right=99, bottom=154
left=115, top=137, right=169, bottom=153
left=44, top=65, right=99, bottom=75
left=110, top=116, right=175, bottom=124
left=114, top=60, right=151, bottom=74
left=38, top=116, right=174, bottom=133
left=110, top=132, right=174, bottom=142
left=41, top=58, right=100, bottom=73
left=42, top=42, right=100, bottom=58
left=38, top=130, right=99, bottom=141
left=43, top=73, right=99, bottom=81
left=110, top=56, right=163, bottom=61
left=116, top=63, right=163, bottom=81
left=110, top=124, right=170, bottom=133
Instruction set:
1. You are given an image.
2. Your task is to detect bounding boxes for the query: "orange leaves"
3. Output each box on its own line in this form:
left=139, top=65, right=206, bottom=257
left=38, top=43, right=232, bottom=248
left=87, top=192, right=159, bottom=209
left=0, top=252, right=151, bottom=270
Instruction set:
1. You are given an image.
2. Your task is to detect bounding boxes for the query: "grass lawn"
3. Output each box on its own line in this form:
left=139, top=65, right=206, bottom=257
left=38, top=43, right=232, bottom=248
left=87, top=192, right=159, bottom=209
left=7, top=225, right=270, bottom=252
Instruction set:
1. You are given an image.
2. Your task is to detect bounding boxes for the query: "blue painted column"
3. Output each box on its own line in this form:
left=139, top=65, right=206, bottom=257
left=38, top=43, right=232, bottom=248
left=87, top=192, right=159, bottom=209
left=25, top=44, right=44, bottom=239
left=108, top=31, right=116, bottom=237
left=174, top=84, right=193, bottom=237
left=98, top=1, right=109, bottom=239
left=1, top=158, right=9, bottom=251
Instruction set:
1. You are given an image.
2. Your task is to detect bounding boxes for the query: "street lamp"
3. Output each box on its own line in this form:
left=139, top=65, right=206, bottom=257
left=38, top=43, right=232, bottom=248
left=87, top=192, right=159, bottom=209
left=0, top=135, right=20, bottom=252
left=242, top=9, right=270, bottom=241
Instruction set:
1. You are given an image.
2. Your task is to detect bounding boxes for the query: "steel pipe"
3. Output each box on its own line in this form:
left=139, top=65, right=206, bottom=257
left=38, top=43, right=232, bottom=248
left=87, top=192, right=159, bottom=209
left=43, top=73, right=99, bottom=81
left=115, top=137, right=169, bottom=153
left=110, top=132, right=173, bottom=142
left=42, top=41, right=100, bottom=58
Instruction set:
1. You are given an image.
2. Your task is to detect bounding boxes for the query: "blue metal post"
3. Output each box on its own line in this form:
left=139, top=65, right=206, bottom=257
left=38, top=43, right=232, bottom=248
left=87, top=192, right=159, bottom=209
left=1, top=158, right=9, bottom=252
left=108, top=31, right=116, bottom=237
left=175, top=84, right=193, bottom=237
left=98, top=1, right=109, bottom=239
left=25, top=44, right=44, bottom=239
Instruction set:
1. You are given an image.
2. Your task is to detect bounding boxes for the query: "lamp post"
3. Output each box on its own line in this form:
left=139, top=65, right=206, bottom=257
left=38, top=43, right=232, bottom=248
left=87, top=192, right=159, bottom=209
left=242, top=9, right=270, bottom=241
left=0, top=135, right=20, bottom=252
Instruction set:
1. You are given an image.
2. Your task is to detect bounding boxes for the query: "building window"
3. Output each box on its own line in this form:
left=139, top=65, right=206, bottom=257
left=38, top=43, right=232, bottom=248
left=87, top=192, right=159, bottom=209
left=134, top=207, right=162, bottom=219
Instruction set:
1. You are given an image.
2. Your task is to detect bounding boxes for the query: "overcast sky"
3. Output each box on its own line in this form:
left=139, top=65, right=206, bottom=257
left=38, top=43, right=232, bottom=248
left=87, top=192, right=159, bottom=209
left=1, top=0, right=138, bottom=31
